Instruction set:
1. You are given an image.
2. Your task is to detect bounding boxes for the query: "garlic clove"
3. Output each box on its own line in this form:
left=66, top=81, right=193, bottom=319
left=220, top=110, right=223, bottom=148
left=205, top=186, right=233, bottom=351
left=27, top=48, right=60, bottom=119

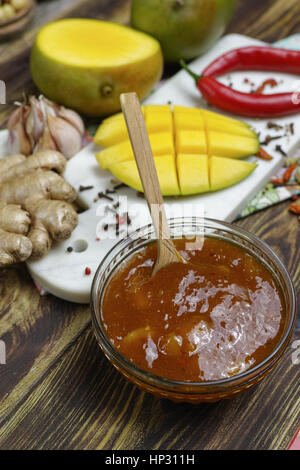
left=7, top=107, right=22, bottom=131
left=41, top=96, right=60, bottom=116
left=58, top=107, right=85, bottom=136
left=34, top=114, right=57, bottom=153
left=8, top=106, right=32, bottom=156
left=47, top=112, right=82, bottom=159
left=26, top=96, right=45, bottom=144
left=7, top=95, right=86, bottom=159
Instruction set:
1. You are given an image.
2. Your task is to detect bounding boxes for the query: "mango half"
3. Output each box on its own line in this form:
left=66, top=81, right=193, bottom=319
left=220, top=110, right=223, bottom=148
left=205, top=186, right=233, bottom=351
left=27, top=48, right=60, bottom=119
left=30, top=19, right=163, bottom=117
left=95, top=105, right=258, bottom=196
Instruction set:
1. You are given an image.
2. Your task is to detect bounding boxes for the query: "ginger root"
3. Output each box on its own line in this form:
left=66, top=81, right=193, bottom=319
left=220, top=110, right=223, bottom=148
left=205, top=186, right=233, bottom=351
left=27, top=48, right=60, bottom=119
left=0, top=202, right=32, bottom=265
left=0, top=150, right=78, bottom=266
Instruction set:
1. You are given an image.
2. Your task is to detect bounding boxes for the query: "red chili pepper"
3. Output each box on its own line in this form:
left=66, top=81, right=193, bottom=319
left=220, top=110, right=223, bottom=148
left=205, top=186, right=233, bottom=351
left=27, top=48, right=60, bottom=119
left=254, top=78, right=278, bottom=95
left=289, top=200, right=300, bottom=214
left=180, top=61, right=300, bottom=118
left=202, top=46, right=300, bottom=77
left=270, top=177, right=284, bottom=185
left=257, top=147, right=273, bottom=160
left=283, top=163, right=297, bottom=182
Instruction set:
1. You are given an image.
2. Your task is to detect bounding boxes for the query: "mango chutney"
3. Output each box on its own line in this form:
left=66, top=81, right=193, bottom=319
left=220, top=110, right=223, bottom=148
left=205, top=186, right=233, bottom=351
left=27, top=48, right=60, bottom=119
left=102, top=237, right=284, bottom=382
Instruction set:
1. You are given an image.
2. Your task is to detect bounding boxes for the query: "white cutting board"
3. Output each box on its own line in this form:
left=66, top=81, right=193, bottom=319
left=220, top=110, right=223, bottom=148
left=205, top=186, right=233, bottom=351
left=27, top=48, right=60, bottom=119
left=1, top=33, right=299, bottom=303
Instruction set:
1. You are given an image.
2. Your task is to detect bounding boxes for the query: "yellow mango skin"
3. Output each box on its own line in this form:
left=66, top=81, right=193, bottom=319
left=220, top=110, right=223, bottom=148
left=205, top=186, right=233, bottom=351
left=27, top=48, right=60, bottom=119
left=30, top=19, right=163, bottom=117
left=96, top=132, right=174, bottom=169
left=208, top=131, right=259, bottom=158
left=108, top=155, right=180, bottom=196
left=210, top=156, right=257, bottom=191
left=177, top=154, right=210, bottom=195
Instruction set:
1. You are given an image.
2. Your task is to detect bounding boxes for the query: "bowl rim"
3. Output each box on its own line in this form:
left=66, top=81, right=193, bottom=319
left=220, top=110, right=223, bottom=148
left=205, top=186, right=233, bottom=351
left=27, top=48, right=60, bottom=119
left=91, top=217, right=297, bottom=392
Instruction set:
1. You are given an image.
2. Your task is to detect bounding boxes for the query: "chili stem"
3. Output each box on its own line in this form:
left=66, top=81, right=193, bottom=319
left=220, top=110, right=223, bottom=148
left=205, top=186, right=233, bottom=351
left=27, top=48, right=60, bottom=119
left=179, top=60, right=200, bottom=82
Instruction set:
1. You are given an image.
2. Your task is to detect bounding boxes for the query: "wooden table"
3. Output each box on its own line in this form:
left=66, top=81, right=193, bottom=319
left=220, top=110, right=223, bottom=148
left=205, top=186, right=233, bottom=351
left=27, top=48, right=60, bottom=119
left=0, top=0, right=299, bottom=450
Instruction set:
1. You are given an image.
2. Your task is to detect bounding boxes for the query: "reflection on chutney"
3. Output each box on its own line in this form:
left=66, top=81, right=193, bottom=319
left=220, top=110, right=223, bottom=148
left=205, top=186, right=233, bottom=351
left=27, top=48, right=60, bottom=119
left=102, top=237, right=284, bottom=382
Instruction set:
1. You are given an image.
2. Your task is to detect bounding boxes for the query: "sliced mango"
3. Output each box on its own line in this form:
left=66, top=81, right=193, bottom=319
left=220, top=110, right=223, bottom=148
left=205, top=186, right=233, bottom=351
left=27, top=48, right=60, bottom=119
left=173, top=112, right=205, bottom=131
left=94, top=106, right=173, bottom=147
left=177, top=154, right=209, bottom=195
left=201, top=109, right=250, bottom=128
left=174, top=106, right=251, bottom=131
left=144, top=107, right=173, bottom=134
left=108, top=154, right=180, bottom=195
left=96, top=132, right=175, bottom=169
left=205, top=117, right=255, bottom=138
left=208, top=131, right=259, bottom=159
left=94, top=113, right=127, bottom=147
left=176, top=130, right=207, bottom=154
left=173, top=105, right=202, bottom=114
left=210, top=156, right=257, bottom=191
left=144, top=105, right=171, bottom=113
left=94, top=104, right=261, bottom=196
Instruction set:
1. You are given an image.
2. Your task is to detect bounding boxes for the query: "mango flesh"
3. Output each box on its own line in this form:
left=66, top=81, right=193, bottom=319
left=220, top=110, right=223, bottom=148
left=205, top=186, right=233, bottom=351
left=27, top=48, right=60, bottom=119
left=210, top=156, right=256, bottom=191
left=109, top=155, right=180, bottom=196
left=207, top=131, right=259, bottom=158
left=131, top=0, right=237, bottom=63
left=96, top=132, right=175, bottom=170
left=177, top=154, right=210, bottom=195
left=95, top=104, right=257, bottom=148
left=95, top=104, right=258, bottom=195
left=108, top=153, right=256, bottom=196
left=30, top=19, right=163, bottom=116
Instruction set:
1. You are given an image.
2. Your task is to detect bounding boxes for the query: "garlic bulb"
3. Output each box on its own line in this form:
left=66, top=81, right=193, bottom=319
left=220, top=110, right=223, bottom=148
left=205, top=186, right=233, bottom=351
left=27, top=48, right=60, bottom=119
left=7, top=96, right=88, bottom=159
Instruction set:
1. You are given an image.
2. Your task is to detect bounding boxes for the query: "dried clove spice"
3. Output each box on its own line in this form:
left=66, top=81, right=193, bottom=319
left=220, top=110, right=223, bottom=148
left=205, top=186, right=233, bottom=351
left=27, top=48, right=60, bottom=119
left=267, top=121, right=283, bottom=131
left=98, top=191, right=114, bottom=201
left=275, top=145, right=287, bottom=156
left=79, top=184, right=94, bottom=192
left=260, top=135, right=284, bottom=145
left=113, top=182, right=128, bottom=190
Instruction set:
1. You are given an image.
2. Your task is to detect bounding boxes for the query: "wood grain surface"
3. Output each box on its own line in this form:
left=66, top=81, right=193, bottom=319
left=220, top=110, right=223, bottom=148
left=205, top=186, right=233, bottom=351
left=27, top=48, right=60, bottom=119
left=0, top=0, right=299, bottom=450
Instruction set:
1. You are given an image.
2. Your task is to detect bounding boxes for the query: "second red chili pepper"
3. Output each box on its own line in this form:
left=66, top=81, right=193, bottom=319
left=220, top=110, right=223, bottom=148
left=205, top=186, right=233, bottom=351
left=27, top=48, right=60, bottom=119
left=180, top=60, right=300, bottom=118
left=202, top=46, right=300, bottom=77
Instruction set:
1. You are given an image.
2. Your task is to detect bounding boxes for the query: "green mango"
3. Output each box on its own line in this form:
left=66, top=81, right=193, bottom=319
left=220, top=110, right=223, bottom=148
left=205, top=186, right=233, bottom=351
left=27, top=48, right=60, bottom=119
left=131, top=0, right=237, bottom=63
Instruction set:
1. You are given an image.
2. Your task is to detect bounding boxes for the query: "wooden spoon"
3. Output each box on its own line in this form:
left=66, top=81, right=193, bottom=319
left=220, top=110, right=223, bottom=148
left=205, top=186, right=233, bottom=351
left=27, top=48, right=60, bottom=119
left=120, top=92, right=185, bottom=276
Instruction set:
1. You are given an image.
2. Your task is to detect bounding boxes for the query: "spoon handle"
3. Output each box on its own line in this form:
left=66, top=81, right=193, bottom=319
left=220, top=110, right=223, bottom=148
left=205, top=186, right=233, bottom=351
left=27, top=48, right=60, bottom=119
left=120, top=92, right=179, bottom=271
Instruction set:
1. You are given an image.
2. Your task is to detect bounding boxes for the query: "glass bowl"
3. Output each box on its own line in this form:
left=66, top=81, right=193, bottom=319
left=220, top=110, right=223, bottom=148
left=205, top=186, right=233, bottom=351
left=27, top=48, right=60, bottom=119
left=91, top=217, right=296, bottom=403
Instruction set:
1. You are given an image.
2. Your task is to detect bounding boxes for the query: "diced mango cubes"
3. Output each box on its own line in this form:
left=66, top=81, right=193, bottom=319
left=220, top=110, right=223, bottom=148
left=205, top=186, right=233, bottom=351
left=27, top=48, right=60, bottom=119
left=96, top=132, right=175, bottom=169
left=94, top=104, right=259, bottom=196
left=177, top=154, right=210, bottom=195
left=109, top=154, right=180, bottom=196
